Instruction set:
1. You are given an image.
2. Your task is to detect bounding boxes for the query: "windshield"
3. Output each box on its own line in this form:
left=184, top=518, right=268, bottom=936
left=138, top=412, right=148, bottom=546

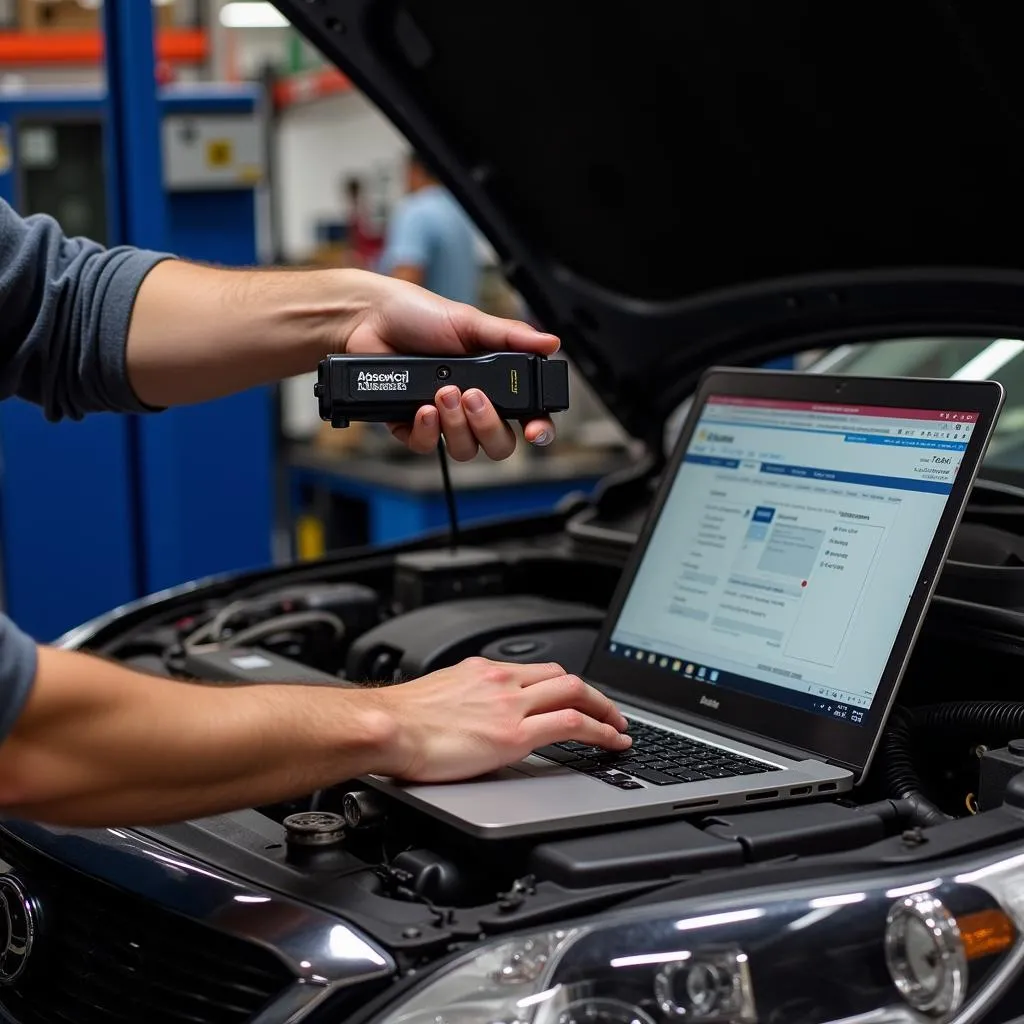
left=824, top=337, right=1024, bottom=474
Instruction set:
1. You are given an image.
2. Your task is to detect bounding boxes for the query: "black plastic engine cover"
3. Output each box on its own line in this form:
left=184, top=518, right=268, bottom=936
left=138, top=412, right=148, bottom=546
left=345, top=595, right=603, bottom=682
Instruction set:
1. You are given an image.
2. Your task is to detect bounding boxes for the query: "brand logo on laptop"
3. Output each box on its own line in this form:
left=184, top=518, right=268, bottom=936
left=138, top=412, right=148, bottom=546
left=697, top=429, right=735, bottom=444
left=699, top=695, right=721, bottom=711
left=356, top=370, right=410, bottom=392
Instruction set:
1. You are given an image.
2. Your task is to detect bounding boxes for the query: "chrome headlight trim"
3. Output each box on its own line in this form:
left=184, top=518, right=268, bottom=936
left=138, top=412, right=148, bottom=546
left=884, top=893, right=968, bottom=1017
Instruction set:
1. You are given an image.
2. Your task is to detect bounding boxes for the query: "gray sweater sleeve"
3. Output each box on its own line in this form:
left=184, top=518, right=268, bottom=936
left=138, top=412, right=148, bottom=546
left=0, top=197, right=172, bottom=421
left=0, top=614, right=38, bottom=747
left=0, top=199, right=172, bottom=745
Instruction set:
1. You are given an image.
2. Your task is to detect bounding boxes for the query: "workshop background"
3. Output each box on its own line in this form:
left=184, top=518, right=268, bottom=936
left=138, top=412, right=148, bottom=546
left=0, top=0, right=651, bottom=643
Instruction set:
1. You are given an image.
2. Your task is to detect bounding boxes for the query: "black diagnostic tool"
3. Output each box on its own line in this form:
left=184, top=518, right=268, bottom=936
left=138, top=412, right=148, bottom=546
left=314, top=352, right=570, bottom=428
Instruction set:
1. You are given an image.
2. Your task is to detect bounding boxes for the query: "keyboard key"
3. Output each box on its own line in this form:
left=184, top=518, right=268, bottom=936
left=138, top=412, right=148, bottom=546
left=629, top=767, right=682, bottom=786
left=535, top=746, right=581, bottom=764
left=666, top=769, right=708, bottom=782
left=617, top=780, right=645, bottom=790
left=646, top=760, right=677, bottom=771
left=589, top=771, right=631, bottom=786
left=588, top=751, right=626, bottom=764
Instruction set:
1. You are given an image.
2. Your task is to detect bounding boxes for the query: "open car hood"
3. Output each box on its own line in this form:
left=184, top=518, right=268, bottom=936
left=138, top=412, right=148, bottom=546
left=276, top=0, right=1024, bottom=445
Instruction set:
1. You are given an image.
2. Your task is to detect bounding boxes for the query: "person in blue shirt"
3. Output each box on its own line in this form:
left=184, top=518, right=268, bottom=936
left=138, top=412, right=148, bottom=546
left=380, top=153, right=481, bottom=305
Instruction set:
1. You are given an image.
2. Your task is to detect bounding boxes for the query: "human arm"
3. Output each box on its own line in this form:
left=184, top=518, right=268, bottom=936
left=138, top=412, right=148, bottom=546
left=0, top=646, right=629, bottom=827
left=0, top=198, right=556, bottom=457
left=379, top=196, right=427, bottom=287
left=126, top=261, right=556, bottom=459
left=0, top=197, right=168, bottom=421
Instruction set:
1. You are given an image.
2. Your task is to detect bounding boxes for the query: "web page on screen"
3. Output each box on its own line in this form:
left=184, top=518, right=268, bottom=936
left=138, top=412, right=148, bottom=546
left=609, top=396, right=976, bottom=723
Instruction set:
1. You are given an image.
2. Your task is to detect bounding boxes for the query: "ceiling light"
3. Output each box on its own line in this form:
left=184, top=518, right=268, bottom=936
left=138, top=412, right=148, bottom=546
left=219, top=2, right=289, bottom=29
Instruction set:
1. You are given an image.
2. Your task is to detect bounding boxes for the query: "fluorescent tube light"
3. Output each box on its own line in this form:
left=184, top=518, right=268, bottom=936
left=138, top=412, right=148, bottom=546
left=219, top=2, right=289, bottom=29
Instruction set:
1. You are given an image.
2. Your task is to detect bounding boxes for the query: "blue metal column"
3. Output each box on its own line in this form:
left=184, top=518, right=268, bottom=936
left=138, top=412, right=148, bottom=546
left=104, top=7, right=274, bottom=595
left=103, top=0, right=167, bottom=602
left=103, top=0, right=167, bottom=251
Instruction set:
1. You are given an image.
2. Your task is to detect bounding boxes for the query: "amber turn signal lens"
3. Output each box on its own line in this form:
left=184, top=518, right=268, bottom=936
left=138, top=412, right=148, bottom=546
left=958, top=909, right=1016, bottom=961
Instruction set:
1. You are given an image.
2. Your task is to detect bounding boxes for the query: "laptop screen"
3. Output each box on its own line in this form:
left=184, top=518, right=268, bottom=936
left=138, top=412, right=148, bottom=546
left=606, top=393, right=977, bottom=727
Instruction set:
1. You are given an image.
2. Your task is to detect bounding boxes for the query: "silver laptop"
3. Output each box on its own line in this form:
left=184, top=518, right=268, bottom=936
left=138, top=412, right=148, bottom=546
left=367, top=368, right=1004, bottom=838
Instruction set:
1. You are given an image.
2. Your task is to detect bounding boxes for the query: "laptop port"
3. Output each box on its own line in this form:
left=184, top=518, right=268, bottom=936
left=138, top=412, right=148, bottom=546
left=745, top=790, right=779, bottom=801
left=819, top=782, right=838, bottom=792
left=789, top=786, right=812, bottom=796
left=671, top=799, right=719, bottom=811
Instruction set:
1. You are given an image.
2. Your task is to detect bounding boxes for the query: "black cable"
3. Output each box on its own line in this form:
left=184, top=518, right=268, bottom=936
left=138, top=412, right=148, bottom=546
left=882, top=708, right=951, bottom=828
left=437, top=439, right=460, bottom=550
left=883, top=701, right=1024, bottom=826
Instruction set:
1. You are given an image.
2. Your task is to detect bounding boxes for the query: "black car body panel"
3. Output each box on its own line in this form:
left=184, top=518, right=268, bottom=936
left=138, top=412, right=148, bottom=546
left=276, top=0, right=1024, bottom=444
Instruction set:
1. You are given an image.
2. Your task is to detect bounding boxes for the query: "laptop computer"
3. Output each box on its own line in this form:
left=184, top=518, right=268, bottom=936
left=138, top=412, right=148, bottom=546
left=366, top=368, right=1004, bottom=838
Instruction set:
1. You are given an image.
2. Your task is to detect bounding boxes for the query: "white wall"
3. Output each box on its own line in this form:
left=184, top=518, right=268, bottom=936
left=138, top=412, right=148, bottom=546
left=274, top=88, right=408, bottom=263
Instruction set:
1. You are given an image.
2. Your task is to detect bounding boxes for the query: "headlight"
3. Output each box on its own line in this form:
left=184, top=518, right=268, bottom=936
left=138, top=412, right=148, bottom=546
left=884, top=893, right=968, bottom=1016
left=374, top=844, right=1024, bottom=1024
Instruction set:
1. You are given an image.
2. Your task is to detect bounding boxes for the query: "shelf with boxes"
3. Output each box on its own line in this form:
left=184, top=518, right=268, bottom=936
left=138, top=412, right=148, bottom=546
left=1, top=0, right=205, bottom=65
left=17, top=0, right=177, bottom=32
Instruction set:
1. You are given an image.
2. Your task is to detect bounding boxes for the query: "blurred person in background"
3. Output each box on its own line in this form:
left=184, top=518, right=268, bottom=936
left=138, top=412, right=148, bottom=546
left=342, top=175, right=384, bottom=269
left=380, top=152, right=480, bottom=304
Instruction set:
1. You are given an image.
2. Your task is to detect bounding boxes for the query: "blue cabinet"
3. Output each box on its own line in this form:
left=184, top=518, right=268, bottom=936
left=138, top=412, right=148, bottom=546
left=0, top=85, right=273, bottom=640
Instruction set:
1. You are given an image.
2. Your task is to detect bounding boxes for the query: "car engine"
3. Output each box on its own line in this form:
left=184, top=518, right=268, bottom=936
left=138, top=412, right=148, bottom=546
left=5, top=494, right=1024, bottom=1024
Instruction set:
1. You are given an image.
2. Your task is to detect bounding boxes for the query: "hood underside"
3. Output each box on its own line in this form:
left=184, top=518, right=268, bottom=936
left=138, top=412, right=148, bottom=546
left=276, top=0, right=1024, bottom=442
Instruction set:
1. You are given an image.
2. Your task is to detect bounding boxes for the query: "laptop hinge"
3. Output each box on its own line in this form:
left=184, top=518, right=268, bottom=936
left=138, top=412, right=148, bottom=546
left=604, top=687, right=821, bottom=764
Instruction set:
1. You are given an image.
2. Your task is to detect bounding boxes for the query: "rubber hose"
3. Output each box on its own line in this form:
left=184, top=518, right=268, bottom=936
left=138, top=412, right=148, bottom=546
left=884, top=701, right=1024, bottom=825
left=855, top=797, right=918, bottom=830
left=882, top=708, right=951, bottom=827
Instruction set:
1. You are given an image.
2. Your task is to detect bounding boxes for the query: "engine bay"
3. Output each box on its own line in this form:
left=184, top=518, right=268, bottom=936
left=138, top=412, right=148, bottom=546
left=80, top=499, right=1024, bottom=965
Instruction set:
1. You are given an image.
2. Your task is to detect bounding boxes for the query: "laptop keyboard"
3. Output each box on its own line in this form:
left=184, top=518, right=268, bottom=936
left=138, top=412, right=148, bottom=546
left=534, top=718, right=775, bottom=789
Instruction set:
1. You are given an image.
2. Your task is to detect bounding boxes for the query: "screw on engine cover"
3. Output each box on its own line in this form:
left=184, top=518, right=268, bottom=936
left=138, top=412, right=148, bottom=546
left=901, top=827, right=927, bottom=846
left=402, top=927, right=422, bottom=939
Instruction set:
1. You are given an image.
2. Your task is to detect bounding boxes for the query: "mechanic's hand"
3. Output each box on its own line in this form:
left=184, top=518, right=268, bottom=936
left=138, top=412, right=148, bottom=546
left=366, top=657, right=631, bottom=783
left=341, top=272, right=559, bottom=461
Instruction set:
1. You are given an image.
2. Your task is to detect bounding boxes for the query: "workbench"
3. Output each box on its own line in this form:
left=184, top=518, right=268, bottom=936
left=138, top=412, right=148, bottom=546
left=286, top=443, right=628, bottom=558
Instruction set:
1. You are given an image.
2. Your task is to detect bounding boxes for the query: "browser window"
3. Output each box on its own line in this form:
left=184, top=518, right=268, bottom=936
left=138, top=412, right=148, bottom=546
left=608, top=396, right=976, bottom=724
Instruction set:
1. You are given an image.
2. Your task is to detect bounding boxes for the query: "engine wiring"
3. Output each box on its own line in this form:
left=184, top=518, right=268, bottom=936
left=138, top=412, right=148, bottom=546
left=183, top=605, right=346, bottom=654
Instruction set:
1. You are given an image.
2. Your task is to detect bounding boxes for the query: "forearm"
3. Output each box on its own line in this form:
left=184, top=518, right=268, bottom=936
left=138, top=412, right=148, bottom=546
left=0, top=646, right=395, bottom=826
left=125, top=261, right=374, bottom=408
